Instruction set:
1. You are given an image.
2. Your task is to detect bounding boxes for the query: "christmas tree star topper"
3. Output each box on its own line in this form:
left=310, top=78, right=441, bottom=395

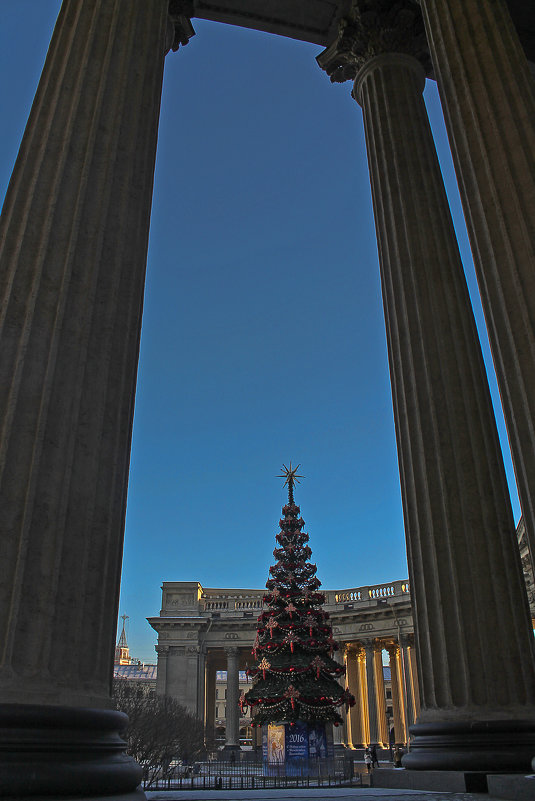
left=277, top=462, right=304, bottom=503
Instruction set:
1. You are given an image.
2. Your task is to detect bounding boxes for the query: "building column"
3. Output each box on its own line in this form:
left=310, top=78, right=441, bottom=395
left=0, top=1, right=193, bottom=797
left=388, top=644, right=406, bottom=746
left=155, top=645, right=170, bottom=696
left=373, top=643, right=388, bottom=747
left=332, top=645, right=345, bottom=747
left=420, top=0, right=535, bottom=573
left=345, top=646, right=366, bottom=748
left=187, top=646, right=205, bottom=720
left=317, top=1, right=535, bottom=772
left=205, top=656, right=216, bottom=749
left=364, top=641, right=380, bottom=746
left=408, top=637, right=420, bottom=717
left=224, top=646, right=240, bottom=750
left=400, top=635, right=416, bottom=729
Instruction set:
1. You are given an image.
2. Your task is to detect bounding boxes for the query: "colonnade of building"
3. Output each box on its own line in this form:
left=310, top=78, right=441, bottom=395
left=342, top=637, right=419, bottom=750
left=159, top=636, right=419, bottom=753
left=149, top=580, right=419, bottom=751
left=1, top=1, right=535, bottom=796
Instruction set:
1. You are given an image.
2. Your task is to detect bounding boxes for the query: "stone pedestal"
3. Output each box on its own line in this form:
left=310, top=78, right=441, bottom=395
left=0, top=705, right=142, bottom=798
left=353, top=48, right=535, bottom=770
left=420, top=0, right=535, bottom=572
left=0, top=0, right=172, bottom=795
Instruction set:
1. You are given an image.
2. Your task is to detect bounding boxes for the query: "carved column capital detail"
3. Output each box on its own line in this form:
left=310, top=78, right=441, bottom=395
left=316, top=0, right=431, bottom=83
left=168, top=0, right=196, bottom=52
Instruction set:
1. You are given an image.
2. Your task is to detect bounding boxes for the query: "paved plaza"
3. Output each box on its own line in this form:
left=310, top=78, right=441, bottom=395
left=145, top=789, right=488, bottom=801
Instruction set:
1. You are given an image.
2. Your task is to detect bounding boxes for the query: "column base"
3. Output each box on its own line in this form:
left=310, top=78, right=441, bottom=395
left=403, top=720, right=535, bottom=771
left=0, top=703, right=142, bottom=798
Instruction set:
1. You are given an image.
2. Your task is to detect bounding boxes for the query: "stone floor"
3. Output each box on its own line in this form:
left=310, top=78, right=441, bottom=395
left=145, top=789, right=488, bottom=801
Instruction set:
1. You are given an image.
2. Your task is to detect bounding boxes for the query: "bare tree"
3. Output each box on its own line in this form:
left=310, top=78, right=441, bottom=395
left=113, top=679, right=205, bottom=786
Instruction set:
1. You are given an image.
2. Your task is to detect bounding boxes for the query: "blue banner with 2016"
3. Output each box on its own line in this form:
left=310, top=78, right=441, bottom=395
left=285, top=720, right=309, bottom=775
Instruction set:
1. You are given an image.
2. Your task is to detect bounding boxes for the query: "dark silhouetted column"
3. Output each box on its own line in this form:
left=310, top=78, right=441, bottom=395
left=318, top=1, right=535, bottom=771
left=420, top=0, right=535, bottom=579
left=0, top=0, right=193, bottom=796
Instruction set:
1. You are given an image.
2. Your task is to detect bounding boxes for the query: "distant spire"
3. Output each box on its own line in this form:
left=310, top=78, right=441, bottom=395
left=117, top=613, right=129, bottom=648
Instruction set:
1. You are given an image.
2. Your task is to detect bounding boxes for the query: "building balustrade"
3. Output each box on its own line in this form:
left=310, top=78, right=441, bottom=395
left=161, top=580, right=411, bottom=615
left=334, top=580, right=409, bottom=604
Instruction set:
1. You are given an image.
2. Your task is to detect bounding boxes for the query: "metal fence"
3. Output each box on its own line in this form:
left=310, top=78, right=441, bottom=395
left=142, top=756, right=367, bottom=791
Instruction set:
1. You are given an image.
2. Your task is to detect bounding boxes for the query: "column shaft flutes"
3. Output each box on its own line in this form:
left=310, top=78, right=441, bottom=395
left=353, top=46, right=535, bottom=770
left=420, top=0, right=535, bottom=571
left=0, top=0, right=170, bottom=709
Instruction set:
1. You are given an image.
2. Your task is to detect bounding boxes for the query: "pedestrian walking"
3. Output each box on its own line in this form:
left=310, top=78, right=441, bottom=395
left=364, top=748, right=372, bottom=772
left=369, top=743, right=379, bottom=767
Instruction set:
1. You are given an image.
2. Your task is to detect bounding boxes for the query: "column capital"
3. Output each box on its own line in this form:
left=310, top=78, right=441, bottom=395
left=224, top=645, right=239, bottom=657
left=168, top=0, right=196, bottom=52
left=316, top=0, right=431, bottom=84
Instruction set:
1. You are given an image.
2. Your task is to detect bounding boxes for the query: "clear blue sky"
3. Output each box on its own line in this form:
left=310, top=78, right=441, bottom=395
left=1, top=2, right=520, bottom=663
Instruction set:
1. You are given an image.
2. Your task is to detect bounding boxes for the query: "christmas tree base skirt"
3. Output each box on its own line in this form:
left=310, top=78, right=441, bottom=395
left=262, top=722, right=334, bottom=776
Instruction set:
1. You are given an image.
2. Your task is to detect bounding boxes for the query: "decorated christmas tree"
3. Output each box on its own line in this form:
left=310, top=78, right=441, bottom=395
left=243, top=464, right=354, bottom=735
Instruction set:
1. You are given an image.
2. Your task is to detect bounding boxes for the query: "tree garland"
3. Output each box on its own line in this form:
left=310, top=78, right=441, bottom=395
left=244, top=465, right=355, bottom=726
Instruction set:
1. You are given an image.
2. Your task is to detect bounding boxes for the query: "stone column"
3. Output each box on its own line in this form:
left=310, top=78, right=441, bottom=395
left=317, top=1, right=535, bottom=772
left=373, top=643, right=388, bottom=747
left=420, top=0, right=535, bottom=572
left=388, top=644, right=406, bottom=746
left=332, top=645, right=345, bottom=747
left=345, top=646, right=366, bottom=748
left=155, top=645, right=170, bottom=696
left=205, top=657, right=217, bottom=749
left=224, top=647, right=240, bottom=750
left=400, top=636, right=416, bottom=729
left=0, top=1, right=194, bottom=796
left=408, top=638, right=421, bottom=717
left=187, top=645, right=205, bottom=719
left=364, top=641, right=380, bottom=746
